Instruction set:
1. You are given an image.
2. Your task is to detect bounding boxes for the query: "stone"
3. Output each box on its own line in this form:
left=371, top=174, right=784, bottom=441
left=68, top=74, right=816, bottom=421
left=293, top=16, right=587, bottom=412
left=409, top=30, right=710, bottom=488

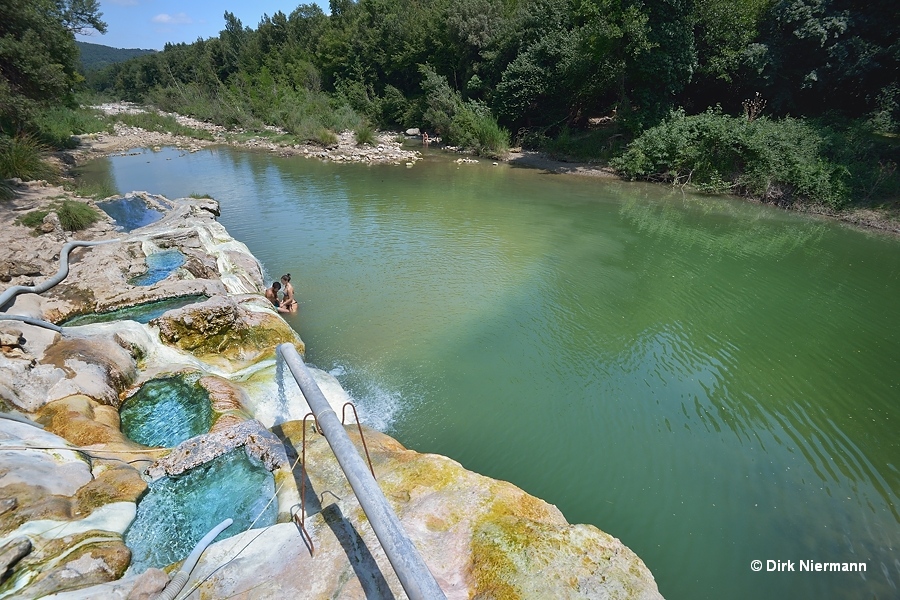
left=406, top=128, right=421, bottom=136
left=14, top=539, right=132, bottom=599
left=0, top=537, right=31, bottom=583
left=152, top=295, right=303, bottom=369
left=0, top=420, right=93, bottom=499
left=0, top=331, right=25, bottom=348
left=40, top=214, right=57, bottom=233
left=40, top=336, right=138, bottom=407
left=125, top=568, right=169, bottom=600
left=146, top=419, right=288, bottom=480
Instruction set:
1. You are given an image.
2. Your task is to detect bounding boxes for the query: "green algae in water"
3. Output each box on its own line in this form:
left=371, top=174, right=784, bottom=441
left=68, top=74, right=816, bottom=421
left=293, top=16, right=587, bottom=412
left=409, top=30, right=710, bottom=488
left=61, top=294, right=207, bottom=326
left=119, top=374, right=212, bottom=448
left=129, top=249, right=186, bottom=286
left=125, top=448, right=277, bottom=572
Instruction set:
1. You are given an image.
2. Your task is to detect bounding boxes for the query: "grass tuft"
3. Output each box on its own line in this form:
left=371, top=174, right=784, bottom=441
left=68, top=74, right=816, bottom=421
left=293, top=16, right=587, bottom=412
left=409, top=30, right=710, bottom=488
left=354, top=122, right=376, bottom=146
left=0, top=134, right=57, bottom=181
left=16, top=199, right=102, bottom=232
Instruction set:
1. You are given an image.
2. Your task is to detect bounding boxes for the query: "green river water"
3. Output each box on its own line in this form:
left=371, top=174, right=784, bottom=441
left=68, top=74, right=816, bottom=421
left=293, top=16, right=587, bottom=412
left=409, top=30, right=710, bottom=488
left=80, top=146, right=900, bottom=599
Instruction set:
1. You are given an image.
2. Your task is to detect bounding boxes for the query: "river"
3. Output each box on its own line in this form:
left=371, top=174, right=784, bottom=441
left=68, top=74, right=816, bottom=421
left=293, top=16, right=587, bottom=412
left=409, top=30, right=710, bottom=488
left=78, top=145, right=900, bottom=599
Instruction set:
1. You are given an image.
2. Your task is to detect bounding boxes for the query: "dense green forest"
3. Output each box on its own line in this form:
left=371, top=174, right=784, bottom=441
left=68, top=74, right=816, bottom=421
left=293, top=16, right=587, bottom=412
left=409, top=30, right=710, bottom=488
left=2, top=0, right=898, bottom=212
left=76, top=41, right=155, bottom=72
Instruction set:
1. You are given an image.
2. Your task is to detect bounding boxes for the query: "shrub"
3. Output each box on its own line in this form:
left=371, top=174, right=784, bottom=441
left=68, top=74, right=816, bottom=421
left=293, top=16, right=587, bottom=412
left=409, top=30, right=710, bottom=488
left=56, top=200, right=101, bottom=230
left=0, top=134, right=57, bottom=181
left=354, top=121, right=376, bottom=146
left=419, top=65, right=509, bottom=157
left=0, top=180, right=14, bottom=202
left=537, top=126, right=628, bottom=162
left=612, top=109, right=849, bottom=208
left=312, top=127, right=338, bottom=147
left=449, top=102, right=509, bottom=158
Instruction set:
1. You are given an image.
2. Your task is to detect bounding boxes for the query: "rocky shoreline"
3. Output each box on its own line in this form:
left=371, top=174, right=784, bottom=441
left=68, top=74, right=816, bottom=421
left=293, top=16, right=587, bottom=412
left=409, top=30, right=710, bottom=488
left=75, top=103, right=423, bottom=166
left=0, top=187, right=663, bottom=598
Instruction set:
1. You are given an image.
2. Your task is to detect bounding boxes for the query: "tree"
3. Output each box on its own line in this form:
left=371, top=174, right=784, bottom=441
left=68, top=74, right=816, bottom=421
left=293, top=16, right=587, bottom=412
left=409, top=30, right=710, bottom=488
left=0, top=0, right=105, bottom=130
left=58, top=0, right=107, bottom=35
left=752, top=0, right=900, bottom=116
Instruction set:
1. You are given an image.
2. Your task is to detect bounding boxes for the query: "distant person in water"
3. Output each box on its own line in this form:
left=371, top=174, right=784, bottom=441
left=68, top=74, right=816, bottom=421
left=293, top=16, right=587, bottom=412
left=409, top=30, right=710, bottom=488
left=265, top=281, right=290, bottom=314
left=422, top=131, right=430, bottom=144
left=280, top=273, right=297, bottom=311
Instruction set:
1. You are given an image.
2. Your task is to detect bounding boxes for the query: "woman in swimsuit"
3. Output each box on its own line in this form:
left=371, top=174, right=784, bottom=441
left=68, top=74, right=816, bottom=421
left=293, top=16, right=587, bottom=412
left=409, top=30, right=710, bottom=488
left=280, top=274, right=297, bottom=311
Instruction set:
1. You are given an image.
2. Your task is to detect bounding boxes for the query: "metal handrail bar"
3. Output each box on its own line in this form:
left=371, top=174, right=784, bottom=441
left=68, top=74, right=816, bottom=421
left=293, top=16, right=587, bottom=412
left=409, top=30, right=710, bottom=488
left=341, top=402, right=376, bottom=479
left=277, top=343, right=446, bottom=600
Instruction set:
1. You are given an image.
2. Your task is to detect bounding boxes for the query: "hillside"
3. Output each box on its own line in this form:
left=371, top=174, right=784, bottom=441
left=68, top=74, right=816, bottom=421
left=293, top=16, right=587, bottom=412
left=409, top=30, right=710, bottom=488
left=76, top=40, right=156, bottom=72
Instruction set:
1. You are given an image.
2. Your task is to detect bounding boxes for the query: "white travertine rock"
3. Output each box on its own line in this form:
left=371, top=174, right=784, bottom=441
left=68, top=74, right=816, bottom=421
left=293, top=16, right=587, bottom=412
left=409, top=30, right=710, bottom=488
left=0, top=503, right=136, bottom=549
left=0, top=420, right=92, bottom=497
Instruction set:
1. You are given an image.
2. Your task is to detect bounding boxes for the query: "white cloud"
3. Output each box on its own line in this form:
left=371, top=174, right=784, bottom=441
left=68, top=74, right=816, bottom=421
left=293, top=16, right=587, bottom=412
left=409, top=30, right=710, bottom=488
left=152, top=13, right=192, bottom=25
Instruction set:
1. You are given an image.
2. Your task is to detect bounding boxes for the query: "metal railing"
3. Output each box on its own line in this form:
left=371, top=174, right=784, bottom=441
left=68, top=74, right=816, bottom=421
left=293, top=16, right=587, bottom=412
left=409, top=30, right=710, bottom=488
left=277, top=343, right=446, bottom=600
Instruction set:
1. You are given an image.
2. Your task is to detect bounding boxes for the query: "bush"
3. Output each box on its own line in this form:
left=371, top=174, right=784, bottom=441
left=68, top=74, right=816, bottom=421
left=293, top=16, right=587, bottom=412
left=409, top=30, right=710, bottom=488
left=0, top=180, right=14, bottom=202
left=419, top=65, right=509, bottom=157
left=612, top=109, right=849, bottom=208
left=0, top=134, right=57, bottom=181
left=449, top=102, right=509, bottom=157
left=537, top=126, right=628, bottom=162
left=354, top=121, right=376, bottom=146
left=147, top=81, right=358, bottom=147
left=56, top=199, right=102, bottom=230
left=15, top=209, right=50, bottom=228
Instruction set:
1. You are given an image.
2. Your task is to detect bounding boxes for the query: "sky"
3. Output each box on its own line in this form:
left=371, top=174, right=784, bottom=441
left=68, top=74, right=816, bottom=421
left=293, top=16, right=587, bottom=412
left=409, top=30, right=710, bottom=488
left=75, top=0, right=331, bottom=50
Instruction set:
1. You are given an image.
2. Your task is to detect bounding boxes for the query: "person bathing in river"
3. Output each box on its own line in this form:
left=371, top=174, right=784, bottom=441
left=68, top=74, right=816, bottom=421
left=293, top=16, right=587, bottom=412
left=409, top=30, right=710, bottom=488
left=265, top=281, right=291, bottom=314
left=280, top=274, right=297, bottom=311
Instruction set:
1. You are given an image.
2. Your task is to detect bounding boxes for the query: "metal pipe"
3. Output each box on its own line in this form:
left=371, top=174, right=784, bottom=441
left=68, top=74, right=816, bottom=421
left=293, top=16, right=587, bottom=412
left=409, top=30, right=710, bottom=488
left=0, top=314, right=63, bottom=333
left=0, top=412, right=45, bottom=429
left=155, top=517, right=233, bottom=600
left=277, top=343, right=446, bottom=600
left=0, top=239, right=119, bottom=312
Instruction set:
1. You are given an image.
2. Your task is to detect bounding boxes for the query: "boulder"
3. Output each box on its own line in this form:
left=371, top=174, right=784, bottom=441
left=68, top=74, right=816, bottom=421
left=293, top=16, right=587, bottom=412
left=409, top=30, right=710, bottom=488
left=0, top=537, right=31, bottom=583
left=152, top=295, right=303, bottom=369
left=146, top=419, right=288, bottom=480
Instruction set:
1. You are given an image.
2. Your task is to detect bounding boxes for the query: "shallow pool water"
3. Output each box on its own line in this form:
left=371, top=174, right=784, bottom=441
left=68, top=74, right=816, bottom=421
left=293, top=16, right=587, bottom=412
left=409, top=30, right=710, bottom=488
left=61, top=294, right=207, bottom=326
left=124, top=448, right=277, bottom=572
left=119, top=374, right=212, bottom=448
left=129, top=249, right=186, bottom=286
left=97, top=196, right=164, bottom=231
